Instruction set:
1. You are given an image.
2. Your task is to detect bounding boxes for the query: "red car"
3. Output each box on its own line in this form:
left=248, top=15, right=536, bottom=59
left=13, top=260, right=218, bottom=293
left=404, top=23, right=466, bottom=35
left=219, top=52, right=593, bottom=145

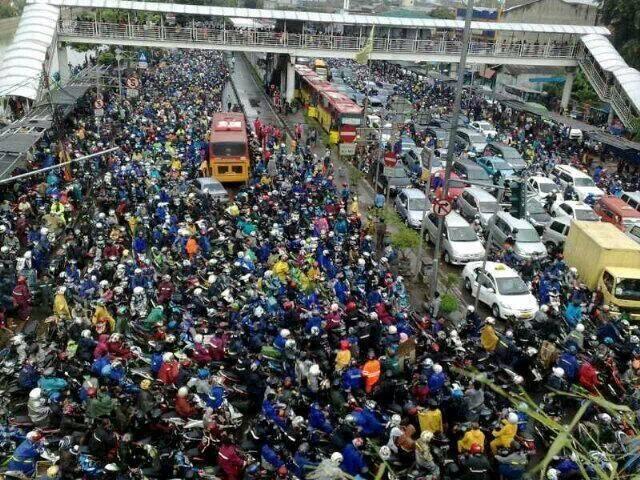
left=432, top=171, right=466, bottom=200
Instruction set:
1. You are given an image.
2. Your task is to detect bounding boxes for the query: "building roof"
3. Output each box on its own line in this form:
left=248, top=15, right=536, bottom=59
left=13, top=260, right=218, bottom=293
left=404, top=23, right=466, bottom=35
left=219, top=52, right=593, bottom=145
left=504, top=0, right=600, bottom=13
left=43, top=0, right=610, bottom=34
left=0, top=0, right=60, bottom=100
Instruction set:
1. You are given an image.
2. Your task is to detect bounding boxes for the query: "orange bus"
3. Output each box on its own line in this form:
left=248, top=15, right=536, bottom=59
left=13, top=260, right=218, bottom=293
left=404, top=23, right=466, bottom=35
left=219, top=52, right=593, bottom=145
left=209, top=112, right=250, bottom=183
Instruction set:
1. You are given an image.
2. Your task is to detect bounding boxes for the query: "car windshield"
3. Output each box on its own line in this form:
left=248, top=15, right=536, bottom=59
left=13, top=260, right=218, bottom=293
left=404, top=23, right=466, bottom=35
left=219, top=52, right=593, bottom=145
left=469, top=170, right=490, bottom=181
left=408, top=198, right=428, bottom=210
left=539, top=182, right=557, bottom=193
left=574, top=177, right=595, bottom=187
left=515, top=228, right=541, bottom=243
left=615, top=278, right=640, bottom=301
left=479, top=201, right=498, bottom=213
left=450, top=180, right=467, bottom=189
left=622, top=218, right=640, bottom=227
left=448, top=226, right=478, bottom=242
left=477, top=122, right=492, bottom=129
left=575, top=209, right=599, bottom=221
left=496, top=276, right=529, bottom=295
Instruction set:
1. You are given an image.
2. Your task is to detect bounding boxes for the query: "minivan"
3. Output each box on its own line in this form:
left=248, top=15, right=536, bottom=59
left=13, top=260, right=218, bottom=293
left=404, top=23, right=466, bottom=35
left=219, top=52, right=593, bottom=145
left=452, top=160, right=492, bottom=184
left=621, top=191, right=640, bottom=212
left=488, top=211, right=547, bottom=260
left=424, top=211, right=485, bottom=264
left=483, top=142, right=526, bottom=171
left=456, top=128, right=488, bottom=154
left=594, top=196, right=640, bottom=231
left=456, top=187, right=500, bottom=228
left=551, top=165, right=604, bottom=202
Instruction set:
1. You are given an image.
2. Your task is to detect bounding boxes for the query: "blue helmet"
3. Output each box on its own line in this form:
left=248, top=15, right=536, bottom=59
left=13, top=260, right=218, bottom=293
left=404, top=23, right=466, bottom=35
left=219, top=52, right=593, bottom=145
left=198, top=368, right=210, bottom=379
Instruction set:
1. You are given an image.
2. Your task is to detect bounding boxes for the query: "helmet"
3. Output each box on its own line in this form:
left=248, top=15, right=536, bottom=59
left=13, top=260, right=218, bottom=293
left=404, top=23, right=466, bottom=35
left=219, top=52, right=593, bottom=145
left=547, top=469, right=559, bottom=480
left=133, top=286, right=144, bottom=295
left=467, top=305, right=475, bottom=312
left=177, top=387, right=189, bottom=397
left=433, top=364, right=443, bottom=374
left=379, top=445, right=391, bottom=460
left=513, top=375, right=524, bottom=385
left=469, top=443, right=483, bottom=454
left=27, top=431, right=43, bottom=442
left=254, top=306, right=264, bottom=318
left=423, top=358, right=433, bottom=368
left=390, top=414, right=401, bottom=426
left=163, top=352, right=174, bottom=362
left=486, top=317, right=495, bottom=325
left=598, top=413, right=612, bottom=423
left=81, top=329, right=92, bottom=338
left=29, top=388, right=42, bottom=400
left=576, top=323, right=585, bottom=333
left=369, top=312, right=378, bottom=321
left=46, top=465, right=59, bottom=478
left=552, top=367, right=565, bottom=378
left=330, top=452, right=343, bottom=464
left=280, top=329, right=290, bottom=338
left=421, top=431, right=434, bottom=442
left=388, top=325, right=397, bottom=335
left=309, top=364, right=321, bottom=376
left=541, top=305, right=549, bottom=313
left=365, top=400, right=376, bottom=410
left=507, top=412, right=519, bottom=424
left=140, top=379, right=151, bottom=390
left=194, top=288, right=203, bottom=296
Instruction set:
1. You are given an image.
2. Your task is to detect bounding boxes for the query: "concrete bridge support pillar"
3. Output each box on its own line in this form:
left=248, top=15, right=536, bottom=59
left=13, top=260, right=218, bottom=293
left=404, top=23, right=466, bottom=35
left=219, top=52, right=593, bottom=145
left=607, top=106, right=615, bottom=126
left=561, top=70, right=576, bottom=112
left=57, top=44, right=70, bottom=83
left=285, top=57, right=295, bottom=102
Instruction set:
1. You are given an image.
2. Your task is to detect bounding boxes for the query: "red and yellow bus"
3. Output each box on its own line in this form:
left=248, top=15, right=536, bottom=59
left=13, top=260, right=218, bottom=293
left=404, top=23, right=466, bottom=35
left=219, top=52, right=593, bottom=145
left=294, top=64, right=362, bottom=144
left=209, top=112, right=250, bottom=183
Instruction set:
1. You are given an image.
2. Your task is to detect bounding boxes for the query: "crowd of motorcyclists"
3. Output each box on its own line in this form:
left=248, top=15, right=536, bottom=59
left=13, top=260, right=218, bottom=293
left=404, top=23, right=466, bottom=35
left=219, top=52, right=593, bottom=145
left=0, top=45, right=638, bottom=480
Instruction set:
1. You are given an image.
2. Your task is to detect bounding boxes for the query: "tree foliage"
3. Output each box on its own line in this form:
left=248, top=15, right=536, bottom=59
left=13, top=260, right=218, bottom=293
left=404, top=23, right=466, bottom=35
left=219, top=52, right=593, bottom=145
left=571, top=71, right=599, bottom=105
left=0, top=3, right=17, bottom=18
left=602, top=0, right=640, bottom=69
left=429, top=7, right=455, bottom=19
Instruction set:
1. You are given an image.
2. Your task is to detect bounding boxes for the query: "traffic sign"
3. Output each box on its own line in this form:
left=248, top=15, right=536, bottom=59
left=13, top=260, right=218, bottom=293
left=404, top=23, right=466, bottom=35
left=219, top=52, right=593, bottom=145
left=126, top=76, right=140, bottom=89
left=433, top=198, right=452, bottom=217
left=93, top=98, right=104, bottom=109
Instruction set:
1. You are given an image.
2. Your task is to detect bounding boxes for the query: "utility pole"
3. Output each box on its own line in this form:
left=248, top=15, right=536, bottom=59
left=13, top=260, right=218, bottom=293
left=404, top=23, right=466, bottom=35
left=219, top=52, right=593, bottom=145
left=115, top=48, right=123, bottom=97
left=429, top=0, right=475, bottom=298
left=413, top=149, right=433, bottom=281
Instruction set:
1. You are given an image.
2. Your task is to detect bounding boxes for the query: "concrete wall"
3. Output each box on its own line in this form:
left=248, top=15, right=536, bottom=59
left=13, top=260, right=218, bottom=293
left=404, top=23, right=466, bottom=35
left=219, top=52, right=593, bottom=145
left=501, top=0, right=598, bottom=26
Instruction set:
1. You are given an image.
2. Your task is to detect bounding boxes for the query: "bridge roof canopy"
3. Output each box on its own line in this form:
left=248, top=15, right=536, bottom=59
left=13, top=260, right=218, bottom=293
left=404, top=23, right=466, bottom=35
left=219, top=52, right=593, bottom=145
left=0, top=1, right=60, bottom=100
left=581, top=34, right=640, bottom=114
left=43, top=0, right=610, bottom=35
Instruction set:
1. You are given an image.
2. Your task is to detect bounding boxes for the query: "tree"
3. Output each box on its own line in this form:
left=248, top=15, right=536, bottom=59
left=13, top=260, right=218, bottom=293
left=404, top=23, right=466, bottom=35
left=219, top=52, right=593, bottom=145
left=0, top=3, right=16, bottom=18
left=429, top=7, right=455, bottom=19
left=601, top=0, right=640, bottom=69
left=571, top=71, right=599, bottom=105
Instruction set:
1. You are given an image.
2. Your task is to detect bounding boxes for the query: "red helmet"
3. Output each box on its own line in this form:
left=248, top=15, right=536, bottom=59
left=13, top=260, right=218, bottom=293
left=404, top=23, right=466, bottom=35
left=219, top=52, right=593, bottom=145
left=340, top=340, right=350, bottom=350
left=469, top=443, right=483, bottom=454
left=86, top=387, right=97, bottom=397
left=277, top=465, right=288, bottom=477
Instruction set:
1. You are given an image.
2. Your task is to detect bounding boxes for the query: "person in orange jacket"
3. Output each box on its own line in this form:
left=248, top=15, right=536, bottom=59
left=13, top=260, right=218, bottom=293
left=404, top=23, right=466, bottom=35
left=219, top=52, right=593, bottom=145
left=185, top=236, right=199, bottom=258
left=362, top=350, right=381, bottom=393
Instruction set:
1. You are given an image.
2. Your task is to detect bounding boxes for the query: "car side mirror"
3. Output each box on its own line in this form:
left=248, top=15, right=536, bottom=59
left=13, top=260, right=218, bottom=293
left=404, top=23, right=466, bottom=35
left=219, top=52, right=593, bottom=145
left=488, top=288, right=495, bottom=293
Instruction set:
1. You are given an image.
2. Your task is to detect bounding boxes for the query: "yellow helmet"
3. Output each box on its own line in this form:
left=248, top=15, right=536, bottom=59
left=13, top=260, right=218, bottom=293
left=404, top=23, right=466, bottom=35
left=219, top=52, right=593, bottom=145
left=140, top=379, right=152, bottom=390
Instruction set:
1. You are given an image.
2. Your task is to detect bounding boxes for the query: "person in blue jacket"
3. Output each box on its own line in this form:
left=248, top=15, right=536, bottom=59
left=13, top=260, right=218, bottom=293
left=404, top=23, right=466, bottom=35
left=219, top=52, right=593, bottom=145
left=564, top=299, right=583, bottom=329
left=557, top=346, right=579, bottom=382
left=7, top=430, right=44, bottom=476
left=353, top=403, right=384, bottom=438
left=341, top=438, right=367, bottom=476
left=342, top=363, right=364, bottom=391
left=308, top=403, right=333, bottom=434
left=261, top=443, right=285, bottom=471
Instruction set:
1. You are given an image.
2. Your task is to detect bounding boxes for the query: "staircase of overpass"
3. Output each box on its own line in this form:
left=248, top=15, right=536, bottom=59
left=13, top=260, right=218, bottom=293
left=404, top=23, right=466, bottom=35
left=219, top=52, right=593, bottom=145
left=1, top=0, right=640, bottom=128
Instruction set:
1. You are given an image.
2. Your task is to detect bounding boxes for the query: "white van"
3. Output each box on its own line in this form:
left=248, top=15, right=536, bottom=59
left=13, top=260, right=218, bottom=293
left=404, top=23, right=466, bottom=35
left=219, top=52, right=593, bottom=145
left=551, top=165, right=603, bottom=202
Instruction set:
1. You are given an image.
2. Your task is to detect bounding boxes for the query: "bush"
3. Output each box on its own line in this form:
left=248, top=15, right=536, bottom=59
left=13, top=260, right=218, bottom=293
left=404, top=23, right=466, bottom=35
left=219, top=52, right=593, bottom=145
left=390, top=228, right=420, bottom=251
left=97, top=52, right=116, bottom=65
left=440, top=293, right=458, bottom=314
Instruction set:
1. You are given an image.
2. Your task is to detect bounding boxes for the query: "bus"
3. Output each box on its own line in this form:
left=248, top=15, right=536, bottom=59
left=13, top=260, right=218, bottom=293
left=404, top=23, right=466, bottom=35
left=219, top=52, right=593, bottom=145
left=294, top=65, right=362, bottom=144
left=209, top=112, right=250, bottom=183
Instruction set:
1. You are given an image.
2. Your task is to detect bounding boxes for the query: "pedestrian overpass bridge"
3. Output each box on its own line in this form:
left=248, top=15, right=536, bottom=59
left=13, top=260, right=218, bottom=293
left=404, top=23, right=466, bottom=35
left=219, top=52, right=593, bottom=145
left=1, top=0, right=640, bottom=128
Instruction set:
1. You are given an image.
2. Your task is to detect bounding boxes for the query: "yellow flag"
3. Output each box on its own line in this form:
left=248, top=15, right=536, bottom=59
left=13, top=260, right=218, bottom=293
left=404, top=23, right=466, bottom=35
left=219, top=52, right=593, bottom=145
left=355, top=26, right=375, bottom=65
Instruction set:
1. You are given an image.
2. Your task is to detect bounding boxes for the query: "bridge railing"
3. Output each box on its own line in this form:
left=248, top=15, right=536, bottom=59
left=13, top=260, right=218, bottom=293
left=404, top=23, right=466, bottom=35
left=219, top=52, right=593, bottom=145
left=58, top=20, right=578, bottom=59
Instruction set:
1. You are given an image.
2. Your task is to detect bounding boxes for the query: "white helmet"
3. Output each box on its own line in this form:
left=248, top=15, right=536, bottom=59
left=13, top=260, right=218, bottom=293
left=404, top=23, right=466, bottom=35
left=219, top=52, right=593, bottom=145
left=485, top=317, right=495, bottom=325
left=541, top=305, right=549, bottom=313
left=82, top=329, right=92, bottom=338
left=330, top=452, right=343, bottom=464
left=280, top=329, right=290, bottom=338
left=133, top=286, right=144, bottom=295
left=433, top=364, right=443, bottom=374
left=163, top=352, right=174, bottom=362
left=57, top=286, right=67, bottom=295
left=420, top=430, right=434, bottom=442
left=467, top=305, right=475, bottom=312
left=552, top=367, right=565, bottom=378
left=29, top=388, right=42, bottom=400
left=254, top=306, right=264, bottom=318
left=390, top=414, right=401, bottom=426
left=379, top=445, right=391, bottom=461
left=423, top=358, right=433, bottom=368
left=513, top=375, right=524, bottom=385
left=547, top=468, right=559, bottom=480
left=194, top=288, right=203, bottom=296
left=309, top=364, right=321, bottom=376
left=388, top=325, right=397, bottom=335
left=177, top=387, right=189, bottom=397
left=576, top=323, right=585, bottom=333
left=194, top=334, right=203, bottom=343
left=330, top=303, right=339, bottom=312
left=507, top=412, right=519, bottom=424
left=369, top=312, right=378, bottom=321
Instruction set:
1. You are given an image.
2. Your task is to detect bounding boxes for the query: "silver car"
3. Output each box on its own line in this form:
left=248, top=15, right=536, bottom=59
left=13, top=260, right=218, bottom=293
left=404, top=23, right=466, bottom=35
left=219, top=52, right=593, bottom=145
left=456, top=187, right=500, bottom=229
left=394, top=188, right=429, bottom=228
left=196, top=177, right=229, bottom=202
left=541, top=217, right=571, bottom=252
left=488, top=211, right=547, bottom=260
left=424, top=211, right=485, bottom=264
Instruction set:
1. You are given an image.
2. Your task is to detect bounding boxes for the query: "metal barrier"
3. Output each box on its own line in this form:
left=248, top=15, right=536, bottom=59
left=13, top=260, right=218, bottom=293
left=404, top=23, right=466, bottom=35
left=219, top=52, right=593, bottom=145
left=58, top=20, right=579, bottom=60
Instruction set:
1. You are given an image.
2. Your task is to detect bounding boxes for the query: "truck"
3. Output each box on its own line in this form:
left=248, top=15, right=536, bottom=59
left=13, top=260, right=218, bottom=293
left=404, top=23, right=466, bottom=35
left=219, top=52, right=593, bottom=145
left=564, top=221, right=640, bottom=318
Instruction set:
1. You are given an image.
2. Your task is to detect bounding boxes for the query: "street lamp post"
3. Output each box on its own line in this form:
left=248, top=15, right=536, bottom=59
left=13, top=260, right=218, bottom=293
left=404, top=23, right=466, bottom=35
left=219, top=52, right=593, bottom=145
left=429, top=0, right=476, bottom=299
left=115, top=48, right=123, bottom=97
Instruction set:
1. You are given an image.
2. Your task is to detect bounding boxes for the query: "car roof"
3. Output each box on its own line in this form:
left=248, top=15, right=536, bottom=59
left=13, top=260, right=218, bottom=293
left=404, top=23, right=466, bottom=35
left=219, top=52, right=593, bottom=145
left=488, top=142, right=519, bottom=153
left=455, top=159, right=484, bottom=170
left=554, top=164, right=590, bottom=178
left=549, top=216, right=572, bottom=226
left=530, top=175, right=556, bottom=184
left=465, top=186, right=497, bottom=200
left=445, top=211, right=470, bottom=227
left=197, top=177, right=222, bottom=186
left=482, top=261, right=519, bottom=278
left=561, top=201, right=591, bottom=209
left=480, top=156, right=507, bottom=164
left=400, top=188, right=426, bottom=199
left=496, top=211, right=536, bottom=229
